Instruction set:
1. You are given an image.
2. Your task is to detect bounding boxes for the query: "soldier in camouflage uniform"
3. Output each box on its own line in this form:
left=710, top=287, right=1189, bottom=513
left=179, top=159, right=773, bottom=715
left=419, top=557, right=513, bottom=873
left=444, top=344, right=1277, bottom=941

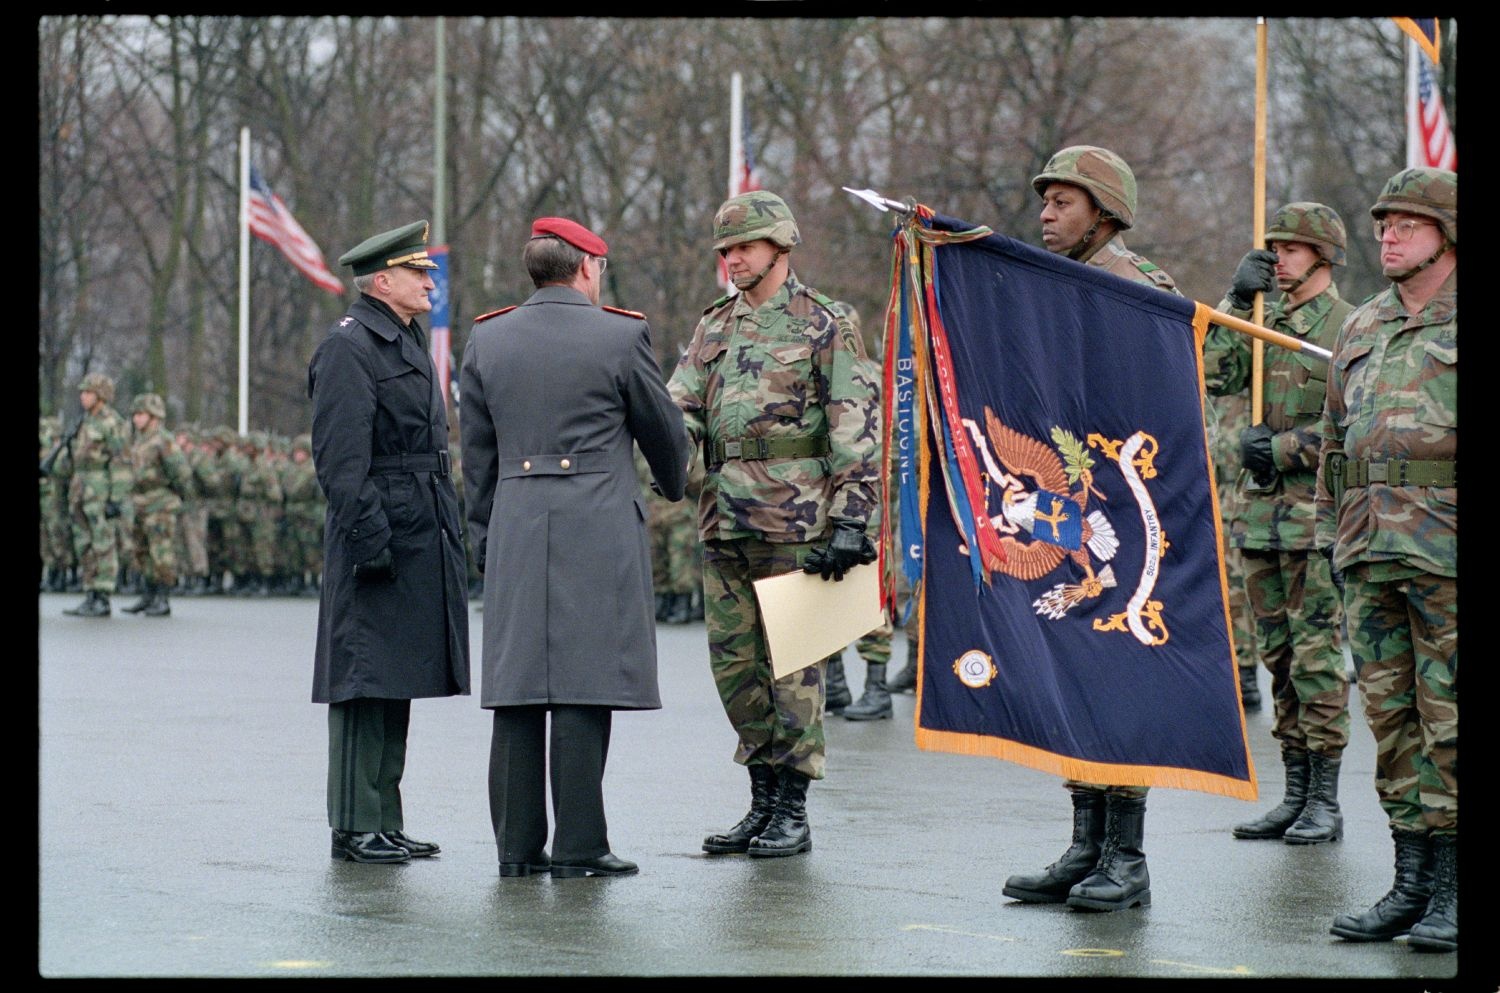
left=172, top=425, right=210, bottom=595
left=199, top=427, right=242, bottom=594
left=282, top=433, right=325, bottom=595
left=122, top=393, right=192, bottom=617
left=235, top=432, right=284, bottom=595
left=1204, top=389, right=1262, bottom=711
left=1205, top=203, right=1354, bottom=846
left=39, top=415, right=76, bottom=592
left=816, top=302, right=897, bottom=721
left=669, top=191, right=880, bottom=859
left=1002, top=146, right=1177, bottom=912
left=1320, top=168, right=1457, bottom=953
left=62, top=372, right=132, bottom=617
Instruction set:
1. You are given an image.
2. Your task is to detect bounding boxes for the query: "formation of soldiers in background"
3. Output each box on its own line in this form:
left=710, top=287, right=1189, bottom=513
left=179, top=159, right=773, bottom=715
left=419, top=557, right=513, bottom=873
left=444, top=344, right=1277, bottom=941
left=39, top=395, right=717, bottom=626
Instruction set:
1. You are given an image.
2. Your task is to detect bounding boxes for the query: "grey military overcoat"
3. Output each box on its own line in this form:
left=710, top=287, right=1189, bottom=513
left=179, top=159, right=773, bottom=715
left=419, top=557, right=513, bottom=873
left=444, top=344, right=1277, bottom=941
left=308, top=295, right=470, bottom=704
left=459, top=285, right=689, bottom=710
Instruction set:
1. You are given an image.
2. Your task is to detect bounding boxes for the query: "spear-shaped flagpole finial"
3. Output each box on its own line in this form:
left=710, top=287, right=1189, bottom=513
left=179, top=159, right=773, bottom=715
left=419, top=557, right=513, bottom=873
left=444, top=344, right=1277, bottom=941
left=842, top=187, right=913, bottom=214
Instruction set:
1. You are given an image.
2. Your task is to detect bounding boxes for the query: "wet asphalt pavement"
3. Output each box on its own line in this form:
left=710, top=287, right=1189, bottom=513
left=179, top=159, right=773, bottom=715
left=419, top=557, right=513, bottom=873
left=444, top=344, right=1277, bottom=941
left=38, top=592, right=1474, bottom=985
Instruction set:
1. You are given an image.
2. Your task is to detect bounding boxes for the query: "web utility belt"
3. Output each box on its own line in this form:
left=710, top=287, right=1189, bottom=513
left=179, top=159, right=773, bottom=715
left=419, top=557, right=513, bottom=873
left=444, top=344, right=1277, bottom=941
left=708, top=435, right=830, bottom=468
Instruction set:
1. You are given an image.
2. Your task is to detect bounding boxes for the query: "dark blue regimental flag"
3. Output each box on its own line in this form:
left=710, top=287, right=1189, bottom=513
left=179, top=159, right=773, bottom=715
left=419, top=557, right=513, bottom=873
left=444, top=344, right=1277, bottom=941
left=907, top=212, right=1256, bottom=799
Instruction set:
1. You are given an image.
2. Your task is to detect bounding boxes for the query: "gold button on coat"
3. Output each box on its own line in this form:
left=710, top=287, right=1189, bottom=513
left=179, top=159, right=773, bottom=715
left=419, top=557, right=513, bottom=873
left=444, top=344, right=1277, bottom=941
left=523, top=460, right=531, bottom=471
left=560, top=458, right=571, bottom=469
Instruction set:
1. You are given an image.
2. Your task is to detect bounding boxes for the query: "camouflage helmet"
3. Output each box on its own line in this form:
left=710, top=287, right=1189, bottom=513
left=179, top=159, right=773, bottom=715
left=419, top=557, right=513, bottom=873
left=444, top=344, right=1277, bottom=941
left=1370, top=167, right=1457, bottom=245
left=77, top=371, right=116, bottom=404
left=214, top=426, right=237, bottom=447
left=1031, top=146, right=1137, bottom=230
left=132, top=392, right=167, bottom=419
left=712, top=191, right=801, bottom=251
left=1265, top=202, right=1347, bottom=266
left=292, top=433, right=313, bottom=453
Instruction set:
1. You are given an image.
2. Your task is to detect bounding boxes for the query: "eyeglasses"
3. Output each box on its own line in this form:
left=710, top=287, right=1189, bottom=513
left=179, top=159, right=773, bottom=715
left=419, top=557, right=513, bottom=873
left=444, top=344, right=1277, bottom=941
left=1373, top=218, right=1437, bottom=242
left=594, top=256, right=608, bottom=275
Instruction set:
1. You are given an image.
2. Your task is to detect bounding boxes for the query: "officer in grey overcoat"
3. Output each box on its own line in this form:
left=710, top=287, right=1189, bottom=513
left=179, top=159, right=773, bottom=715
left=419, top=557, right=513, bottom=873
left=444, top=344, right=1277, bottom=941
left=308, top=220, right=470, bottom=864
left=460, top=216, right=688, bottom=879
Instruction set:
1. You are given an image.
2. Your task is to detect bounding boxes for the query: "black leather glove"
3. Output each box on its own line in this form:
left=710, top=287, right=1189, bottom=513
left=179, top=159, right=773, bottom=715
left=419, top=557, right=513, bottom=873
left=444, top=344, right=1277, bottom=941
left=803, top=518, right=877, bottom=582
left=1226, top=249, right=1278, bottom=310
left=104, top=500, right=121, bottom=520
left=1239, top=424, right=1277, bottom=485
left=353, top=545, right=397, bottom=585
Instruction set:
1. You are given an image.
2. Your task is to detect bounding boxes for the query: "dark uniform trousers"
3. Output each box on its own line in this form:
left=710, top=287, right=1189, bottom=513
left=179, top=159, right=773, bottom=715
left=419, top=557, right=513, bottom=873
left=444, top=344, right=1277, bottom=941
left=488, top=705, right=613, bottom=863
left=327, top=698, right=411, bottom=833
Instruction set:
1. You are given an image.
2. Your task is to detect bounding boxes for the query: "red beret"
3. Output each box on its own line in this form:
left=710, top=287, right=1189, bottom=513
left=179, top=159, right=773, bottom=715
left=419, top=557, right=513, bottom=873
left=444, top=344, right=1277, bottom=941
left=530, top=217, right=608, bottom=257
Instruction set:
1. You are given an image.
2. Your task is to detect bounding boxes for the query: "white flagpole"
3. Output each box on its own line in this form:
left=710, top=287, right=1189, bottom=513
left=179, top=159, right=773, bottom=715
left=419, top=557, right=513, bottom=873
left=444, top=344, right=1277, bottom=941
left=729, top=72, right=743, bottom=199
left=238, top=127, right=250, bottom=436
left=1405, top=37, right=1421, bottom=169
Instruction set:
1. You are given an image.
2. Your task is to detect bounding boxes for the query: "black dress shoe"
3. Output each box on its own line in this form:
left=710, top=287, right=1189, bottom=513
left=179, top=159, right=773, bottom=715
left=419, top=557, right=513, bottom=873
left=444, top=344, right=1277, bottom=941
left=498, top=852, right=552, bottom=877
left=550, top=853, right=638, bottom=878
left=384, top=830, right=440, bottom=857
left=331, top=830, right=410, bottom=863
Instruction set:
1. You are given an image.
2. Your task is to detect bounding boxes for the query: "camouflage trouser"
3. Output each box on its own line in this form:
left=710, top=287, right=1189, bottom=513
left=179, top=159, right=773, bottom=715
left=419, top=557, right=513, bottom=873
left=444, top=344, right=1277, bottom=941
left=41, top=491, right=74, bottom=569
left=284, top=504, right=324, bottom=577
left=652, top=506, right=698, bottom=596
left=1242, top=547, right=1349, bottom=755
left=176, top=504, right=209, bottom=578
left=823, top=618, right=893, bottom=670
left=129, top=504, right=178, bottom=586
left=1344, top=564, right=1457, bottom=834
left=237, top=507, right=281, bottom=574
left=1223, top=539, right=1257, bottom=672
left=703, top=536, right=826, bottom=780
left=206, top=504, right=240, bottom=579
left=68, top=475, right=117, bottom=593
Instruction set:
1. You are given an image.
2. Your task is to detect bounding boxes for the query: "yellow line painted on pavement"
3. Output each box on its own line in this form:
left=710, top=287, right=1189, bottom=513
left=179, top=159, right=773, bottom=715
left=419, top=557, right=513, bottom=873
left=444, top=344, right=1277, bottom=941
left=901, top=924, right=1018, bottom=943
left=268, top=961, right=333, bottom=970
left=1061, top=948, right=1125, bottom=958
left=1149, top=958, right=1253, bottom=975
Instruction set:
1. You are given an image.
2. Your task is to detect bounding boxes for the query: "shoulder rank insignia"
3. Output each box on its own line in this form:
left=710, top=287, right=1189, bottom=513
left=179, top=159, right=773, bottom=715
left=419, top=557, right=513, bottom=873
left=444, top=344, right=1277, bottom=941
left=703, top=293, right=735, bottom=315
left=472, top=305, right=518, bottom=323
left=601, top=305, right=646, bottom=319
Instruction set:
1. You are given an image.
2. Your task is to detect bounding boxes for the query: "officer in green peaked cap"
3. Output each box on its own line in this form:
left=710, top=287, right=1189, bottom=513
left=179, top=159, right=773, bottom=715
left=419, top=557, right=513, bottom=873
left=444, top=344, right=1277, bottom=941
left=338, top=220, right=440, bottom=277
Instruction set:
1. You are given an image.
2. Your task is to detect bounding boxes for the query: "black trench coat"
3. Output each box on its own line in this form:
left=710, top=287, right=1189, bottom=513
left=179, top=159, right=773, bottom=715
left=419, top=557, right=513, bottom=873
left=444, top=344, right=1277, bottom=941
left=308, top=295, right=470, bottom=704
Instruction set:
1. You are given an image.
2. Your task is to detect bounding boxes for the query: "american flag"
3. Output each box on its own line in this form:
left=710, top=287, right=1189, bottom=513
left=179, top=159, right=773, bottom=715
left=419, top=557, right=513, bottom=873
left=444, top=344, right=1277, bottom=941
left=1413, top=58, right=1457, bottom=171
left=247, top=166, right=344, bottom=296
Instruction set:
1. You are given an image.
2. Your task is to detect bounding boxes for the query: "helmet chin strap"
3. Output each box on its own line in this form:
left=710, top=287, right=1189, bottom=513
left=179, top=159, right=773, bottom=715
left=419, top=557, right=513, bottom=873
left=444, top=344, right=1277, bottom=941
left=732, top=248, right=786, bottom=292
left=1066, top=212, right=1110, bottom=261
left=1280, top=257, right=1327, bottom=296
left=1388, top=238, right=1453, bottom=282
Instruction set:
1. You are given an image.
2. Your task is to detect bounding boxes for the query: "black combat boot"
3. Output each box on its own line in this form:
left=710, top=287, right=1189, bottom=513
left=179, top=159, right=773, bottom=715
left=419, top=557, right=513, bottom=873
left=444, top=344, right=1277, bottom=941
left=689, top=590, right=704, bottom=621
left=842, top=662, right=892, bottom=720
left=1283, top=752, right=1342, bottom=844
left=655, top=593, right=670, bottom=622
left=1407, top=833, right=1457, bottom=952
left=1239, top=664, right=1261, bottom=711
left=888, top=637, right=919, bottom=694
left=122, top=580, right=156, bottom=614
left=1330, top=828, right=1433, bottom=941
left=1232, top=746, right=1309, bottom=839
left=1002, top=789, right=1106, bottom=903
left=1066, top=794, right=1151, bottom=911
left=63, top=591, right=111, bottom=618
left=143, top=586, right=171, bottom=617
left=702, top=764, right=779, bottom=854
left=824, top=657, right=852, bottom=714
left=748, top=768, right=812, bottom=858
left=666, top=592, right=692, bottom=624
left=118, top=569, right=140, bottom=595
left=64, top=568, right=82, bottom=592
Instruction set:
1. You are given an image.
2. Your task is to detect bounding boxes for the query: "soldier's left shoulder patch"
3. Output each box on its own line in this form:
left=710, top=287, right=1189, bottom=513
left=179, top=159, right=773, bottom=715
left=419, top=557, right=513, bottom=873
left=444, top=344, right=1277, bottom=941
left=601, top=305, right=646, bottom=320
